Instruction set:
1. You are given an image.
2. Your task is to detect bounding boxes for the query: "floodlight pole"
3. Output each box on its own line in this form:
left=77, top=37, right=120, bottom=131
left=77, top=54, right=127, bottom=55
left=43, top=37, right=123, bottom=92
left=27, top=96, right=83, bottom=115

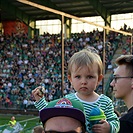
left=61, top=15, right=65, bottom=96
left=131, top=36, right=132, bottom=54
left=102, top=29, right=106, bottom=94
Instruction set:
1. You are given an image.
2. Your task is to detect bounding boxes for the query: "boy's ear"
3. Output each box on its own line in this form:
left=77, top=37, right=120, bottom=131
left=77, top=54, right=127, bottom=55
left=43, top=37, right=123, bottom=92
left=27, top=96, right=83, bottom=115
left=98, top=74, right=103, bottom=82
left=68, top=75, right=72, bottom=83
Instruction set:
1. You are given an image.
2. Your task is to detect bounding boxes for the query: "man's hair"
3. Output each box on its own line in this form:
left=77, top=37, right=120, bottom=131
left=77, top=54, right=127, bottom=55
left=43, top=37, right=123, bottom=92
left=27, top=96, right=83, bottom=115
left=68, top=49, right=103, bottom=76
left=115, top=55, right=133, bottom=76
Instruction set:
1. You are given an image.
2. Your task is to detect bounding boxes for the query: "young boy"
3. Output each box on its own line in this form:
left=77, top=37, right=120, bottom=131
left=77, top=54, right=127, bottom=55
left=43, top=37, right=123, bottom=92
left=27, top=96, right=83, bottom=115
left=32, top=49, right=120, bottom=133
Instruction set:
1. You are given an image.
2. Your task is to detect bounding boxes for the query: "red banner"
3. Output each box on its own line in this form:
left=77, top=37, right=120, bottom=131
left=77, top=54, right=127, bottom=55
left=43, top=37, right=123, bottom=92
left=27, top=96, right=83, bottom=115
left=2, top=20, right=28, bottom=35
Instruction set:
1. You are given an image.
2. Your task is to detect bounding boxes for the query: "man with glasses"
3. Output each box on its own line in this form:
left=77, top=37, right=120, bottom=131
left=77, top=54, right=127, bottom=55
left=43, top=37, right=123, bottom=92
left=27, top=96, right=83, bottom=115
left=39, top=98, right=86, bottom=133
left=110, top=55, right=133, bottom=133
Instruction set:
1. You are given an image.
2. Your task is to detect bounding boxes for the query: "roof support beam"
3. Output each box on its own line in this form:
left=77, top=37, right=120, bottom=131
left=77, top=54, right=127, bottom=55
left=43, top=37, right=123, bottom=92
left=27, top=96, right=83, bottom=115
left=17, top=0, right=132, bottom=36
left=39, top=0, right=59, bottom=10
left=0, top=0, right=30, bottom=25
left=35, top=0, right=61, bottom=20
left=88, top=0, right=111, bottom=27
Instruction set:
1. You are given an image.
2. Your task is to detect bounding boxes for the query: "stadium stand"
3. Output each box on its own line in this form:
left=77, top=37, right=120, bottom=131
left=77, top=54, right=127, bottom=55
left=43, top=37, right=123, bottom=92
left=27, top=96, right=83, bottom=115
left=0, top=0, right=133, bottom=119
left=0, top=30, right=130, bottom=111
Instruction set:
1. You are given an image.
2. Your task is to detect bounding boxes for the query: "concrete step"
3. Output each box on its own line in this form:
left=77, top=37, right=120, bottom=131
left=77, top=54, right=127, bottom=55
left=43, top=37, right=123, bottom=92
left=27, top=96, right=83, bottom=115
left=104, top=47, right=123, bottom=89
left=104, top=72, right=111, bottom=79
left=111, top=48, right=123, bottom=64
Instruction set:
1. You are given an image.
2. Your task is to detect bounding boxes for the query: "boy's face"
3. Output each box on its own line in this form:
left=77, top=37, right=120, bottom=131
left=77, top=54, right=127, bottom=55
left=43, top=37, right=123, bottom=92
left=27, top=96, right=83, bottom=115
left=68, top=63, right=103, bottom=97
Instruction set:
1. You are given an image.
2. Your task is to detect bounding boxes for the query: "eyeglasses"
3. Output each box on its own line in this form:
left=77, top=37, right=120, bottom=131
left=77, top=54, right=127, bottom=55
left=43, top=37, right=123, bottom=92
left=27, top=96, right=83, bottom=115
left=112, top=76, right=133, bottom=83
left=44, top=131, right=83, bottom=133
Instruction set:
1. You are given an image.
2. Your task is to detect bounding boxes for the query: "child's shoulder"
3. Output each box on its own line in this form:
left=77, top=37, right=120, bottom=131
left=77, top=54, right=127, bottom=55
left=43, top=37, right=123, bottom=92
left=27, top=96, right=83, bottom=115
left=65, top=93, right=76, bottom=99
left=97, top=94, right=114, bottom=108
left=99, top=94, right=112, bottom=101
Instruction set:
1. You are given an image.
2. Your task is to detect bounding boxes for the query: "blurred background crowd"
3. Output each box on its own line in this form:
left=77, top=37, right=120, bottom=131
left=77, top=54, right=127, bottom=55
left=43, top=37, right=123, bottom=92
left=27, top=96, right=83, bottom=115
left=0, top=28, right=132, bottom=111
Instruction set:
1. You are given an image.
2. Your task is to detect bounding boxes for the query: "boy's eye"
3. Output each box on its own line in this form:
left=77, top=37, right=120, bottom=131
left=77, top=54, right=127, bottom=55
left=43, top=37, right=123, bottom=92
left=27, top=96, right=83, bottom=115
left=75, top=75, right=80, bottom=78
left=75, top=75, right=94, bottom=79
left=87, top=76, right=94, bottom=79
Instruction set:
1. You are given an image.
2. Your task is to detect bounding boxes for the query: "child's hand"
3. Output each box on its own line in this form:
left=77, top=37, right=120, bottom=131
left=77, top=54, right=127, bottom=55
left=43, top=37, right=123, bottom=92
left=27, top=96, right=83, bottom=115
left=92, top=119, right=110, bottom=133
left=32, top=86, right=45, bottom=102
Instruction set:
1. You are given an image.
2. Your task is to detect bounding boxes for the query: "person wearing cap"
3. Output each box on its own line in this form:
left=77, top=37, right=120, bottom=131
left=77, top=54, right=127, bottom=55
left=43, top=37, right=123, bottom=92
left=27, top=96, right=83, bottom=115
left=110, top=55, right=133, bottom=133
left=39, top=98, right=86, bottom=133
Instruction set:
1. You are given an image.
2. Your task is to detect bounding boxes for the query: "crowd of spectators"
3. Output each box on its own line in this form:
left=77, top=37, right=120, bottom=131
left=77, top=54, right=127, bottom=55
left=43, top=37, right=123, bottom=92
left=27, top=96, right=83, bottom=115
left=0, top=28, right=131, bottom=111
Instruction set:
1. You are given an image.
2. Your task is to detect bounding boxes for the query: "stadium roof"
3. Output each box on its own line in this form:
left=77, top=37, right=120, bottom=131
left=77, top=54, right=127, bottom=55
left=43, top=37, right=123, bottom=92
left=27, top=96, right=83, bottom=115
left=1, top=0, right=133, bottom=22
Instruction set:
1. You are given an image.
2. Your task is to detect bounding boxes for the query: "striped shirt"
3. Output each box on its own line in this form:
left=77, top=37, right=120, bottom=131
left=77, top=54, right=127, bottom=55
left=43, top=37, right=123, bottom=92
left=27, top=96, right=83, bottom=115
left=35, top=93, right=120, bottom=133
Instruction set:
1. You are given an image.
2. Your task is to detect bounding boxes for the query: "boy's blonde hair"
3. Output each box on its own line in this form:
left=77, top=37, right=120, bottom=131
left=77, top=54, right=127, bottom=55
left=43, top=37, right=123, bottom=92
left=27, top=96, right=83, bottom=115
left=68, top=49, right=103, bottom=76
